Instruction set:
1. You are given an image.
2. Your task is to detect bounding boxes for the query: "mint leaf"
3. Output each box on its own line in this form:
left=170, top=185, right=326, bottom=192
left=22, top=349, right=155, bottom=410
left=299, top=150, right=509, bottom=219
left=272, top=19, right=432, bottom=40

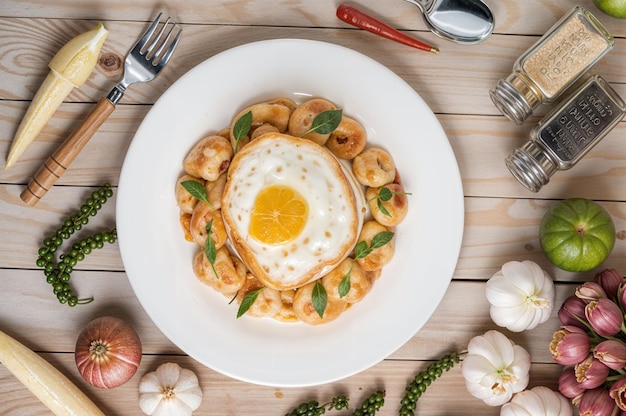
left=237, top=287, right=264, bottom=318
left=204, top=219, right=218, bottom=279
left=312, top=281, right=328, bottom=318
left=233, top=110, right=252, bottom=152
left=302, top=109, right=342, bottom=136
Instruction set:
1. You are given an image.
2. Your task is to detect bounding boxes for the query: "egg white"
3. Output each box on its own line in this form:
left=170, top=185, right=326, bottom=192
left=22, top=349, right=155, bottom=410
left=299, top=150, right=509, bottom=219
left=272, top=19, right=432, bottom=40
left=222, top=133, right=364, bottom=290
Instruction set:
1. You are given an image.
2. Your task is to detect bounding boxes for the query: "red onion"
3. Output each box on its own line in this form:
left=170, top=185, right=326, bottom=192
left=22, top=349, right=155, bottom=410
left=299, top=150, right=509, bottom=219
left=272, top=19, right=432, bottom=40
left=75, top=316, right=142, bottom=389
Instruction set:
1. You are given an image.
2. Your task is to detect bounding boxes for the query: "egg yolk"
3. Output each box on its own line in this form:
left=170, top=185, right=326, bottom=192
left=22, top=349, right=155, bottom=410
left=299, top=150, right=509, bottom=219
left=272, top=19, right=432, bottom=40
left=249, top=185, right=309, bottom=245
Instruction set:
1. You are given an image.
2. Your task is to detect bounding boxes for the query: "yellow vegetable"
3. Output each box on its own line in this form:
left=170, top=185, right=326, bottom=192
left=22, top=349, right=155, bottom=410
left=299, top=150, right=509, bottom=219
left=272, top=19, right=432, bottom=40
left=5, top=23, right=108, bottom=170
left=0, top=329, right=104, bottom=416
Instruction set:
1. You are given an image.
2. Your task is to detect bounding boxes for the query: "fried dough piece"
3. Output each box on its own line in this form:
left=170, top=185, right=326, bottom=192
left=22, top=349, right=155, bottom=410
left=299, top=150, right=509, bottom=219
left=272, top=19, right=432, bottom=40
left=193, top=247, right=246, bottom=297
left=293, top=281, right=347, bottom=325
left=322, top=257, right=373, bottom=304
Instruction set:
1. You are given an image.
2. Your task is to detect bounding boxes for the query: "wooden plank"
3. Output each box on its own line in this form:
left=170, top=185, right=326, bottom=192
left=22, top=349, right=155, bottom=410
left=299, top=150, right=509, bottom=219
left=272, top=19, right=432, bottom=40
left=2, top=103, right=626, bottom=201
left=457, top=197, right=626, bottom=280
left=2, top=2, right=624, bottom=415
left=0, top=351, right=565, bottom=416
left=0, top=265, right=593, bottom=364
left=0, top=0, right=624, bottom=37
left=446, top=115, right=626, bottom=201
left=391, top=280, right=575, bottom=364
left=1, top=17, right=624, bottom=113
left=0, top=184, right=122, bottom=270
left=1, top=183, right=624, bottom=276
left=0, top=101, right=147, bottom=184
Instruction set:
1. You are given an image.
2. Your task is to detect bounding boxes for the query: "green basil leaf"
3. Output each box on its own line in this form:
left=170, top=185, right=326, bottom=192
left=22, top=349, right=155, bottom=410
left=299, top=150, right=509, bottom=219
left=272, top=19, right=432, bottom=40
left=302, top=109, right=343, bottom=136
left=205, top=220, right=218, bottom=279
left=312, top=281, right=328, bottom=318
left=237, top=287, right=264, bottom=318
left=353, top=240, right=371, bottom=260
left=377, top=198, right=391, bottom=217
left=338, top=266, right=352, bottom=298
left=370, top=231, right=395, bottom=250
left=233, top=110, right=253, bottom=152
left=181, top=180, right=209, bottom=203
left=378, top=187, right=393, bottom=202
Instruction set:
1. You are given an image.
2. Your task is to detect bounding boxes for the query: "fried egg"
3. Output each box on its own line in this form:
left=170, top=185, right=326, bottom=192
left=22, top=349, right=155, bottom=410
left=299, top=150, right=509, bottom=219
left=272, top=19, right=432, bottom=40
left=222, top=133, right=364, bottom=291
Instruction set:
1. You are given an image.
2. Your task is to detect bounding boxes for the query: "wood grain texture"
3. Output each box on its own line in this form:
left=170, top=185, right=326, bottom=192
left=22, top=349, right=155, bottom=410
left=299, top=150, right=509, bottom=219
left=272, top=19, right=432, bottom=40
left=1, top=1, right=625, bottom=415
left=0, top=352, right=564, bottom=415
left=0, top=0, right=625, bottom=36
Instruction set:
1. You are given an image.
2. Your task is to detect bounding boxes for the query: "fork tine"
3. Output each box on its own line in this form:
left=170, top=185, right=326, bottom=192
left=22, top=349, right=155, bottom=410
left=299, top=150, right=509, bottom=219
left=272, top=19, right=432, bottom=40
left=132, top=12, right=162, bottom=53
left=144, top=16, right=171, bottom=57
left=153, top=26, right=182, bottom=67
left=150, top=20, right=176, bottom=59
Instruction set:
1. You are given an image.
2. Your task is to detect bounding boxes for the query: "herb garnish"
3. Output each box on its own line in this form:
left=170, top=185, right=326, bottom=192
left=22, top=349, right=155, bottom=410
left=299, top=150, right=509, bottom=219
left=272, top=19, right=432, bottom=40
left=232, top=110, right=252, bottom=152
left=180, top=179, right=215, bottom=210
left=368, top=187, right=412, bottom=217
left=312, top=281, right=328, bottom=318
left=338, top=266, right=352, bottom=298
left=237, top=287, right=264, bottom=318
left=180, top=180, right=218, bottom=277
left=354, top=231, right=395, bottom=259
left=302, top=109, right=343, bottom=137
left=315, top=230, right=394, bottom=317
left=204, top=219, right=218, bottom=279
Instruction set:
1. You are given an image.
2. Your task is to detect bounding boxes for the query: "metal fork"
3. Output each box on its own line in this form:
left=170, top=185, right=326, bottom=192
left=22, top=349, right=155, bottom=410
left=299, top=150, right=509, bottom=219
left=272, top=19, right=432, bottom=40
left=21, top=13, right=182, bottom=206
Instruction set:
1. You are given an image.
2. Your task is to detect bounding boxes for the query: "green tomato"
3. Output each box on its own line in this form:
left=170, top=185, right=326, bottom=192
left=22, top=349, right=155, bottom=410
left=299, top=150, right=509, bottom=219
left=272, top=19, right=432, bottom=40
left=593, top=0, right=626, bottom=18
left=539, top=198, right=615, bottom=272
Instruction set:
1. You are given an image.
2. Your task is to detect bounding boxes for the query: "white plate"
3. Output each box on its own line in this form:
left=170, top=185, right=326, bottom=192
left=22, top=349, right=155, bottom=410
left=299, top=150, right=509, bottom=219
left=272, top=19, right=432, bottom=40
left=117, top=39, right=464, bottom=387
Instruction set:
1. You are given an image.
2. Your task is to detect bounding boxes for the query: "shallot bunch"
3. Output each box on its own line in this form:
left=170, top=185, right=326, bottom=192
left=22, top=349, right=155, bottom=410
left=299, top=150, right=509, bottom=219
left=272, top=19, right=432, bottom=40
left=551, top=269, right=626, bottom=415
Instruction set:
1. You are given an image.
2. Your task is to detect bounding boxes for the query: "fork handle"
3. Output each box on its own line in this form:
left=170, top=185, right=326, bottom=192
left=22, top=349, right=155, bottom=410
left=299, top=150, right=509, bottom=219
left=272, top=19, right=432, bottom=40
left=20, top=97, right=115, bottom=206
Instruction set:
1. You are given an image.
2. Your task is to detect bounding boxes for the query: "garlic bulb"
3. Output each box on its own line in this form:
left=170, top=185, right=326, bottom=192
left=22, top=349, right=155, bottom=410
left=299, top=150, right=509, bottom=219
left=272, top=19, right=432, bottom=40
left=461, top=330, right=531, bottom=406
left=500, top=386, right=572, bottom=416
left=485, top=260, right=555, bottom=332
left=139, top=362, right=203, bottom=416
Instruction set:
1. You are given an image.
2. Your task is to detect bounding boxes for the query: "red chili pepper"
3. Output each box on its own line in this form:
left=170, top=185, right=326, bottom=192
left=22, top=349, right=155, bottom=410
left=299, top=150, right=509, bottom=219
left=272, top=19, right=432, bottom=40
left=336, top=4, right=439, bottom=53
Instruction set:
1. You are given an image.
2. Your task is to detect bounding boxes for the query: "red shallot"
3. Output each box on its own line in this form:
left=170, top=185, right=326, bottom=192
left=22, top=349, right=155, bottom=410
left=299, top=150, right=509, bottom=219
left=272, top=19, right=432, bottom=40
left=75, top=316, right=142, bottom=389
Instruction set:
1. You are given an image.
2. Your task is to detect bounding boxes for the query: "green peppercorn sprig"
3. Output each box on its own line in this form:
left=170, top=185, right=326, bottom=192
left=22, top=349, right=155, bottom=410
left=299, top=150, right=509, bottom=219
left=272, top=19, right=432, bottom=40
left=284, top=353, right=458, bottom=416
left=353, top=390, right=385, bottom=415
left=285, top=390, right=385, bottom=416
left=35, top=184, right=116, bottom=307
left=399, top=352, right=460, bottom=416
left=285, top=395, right=349, bottom=416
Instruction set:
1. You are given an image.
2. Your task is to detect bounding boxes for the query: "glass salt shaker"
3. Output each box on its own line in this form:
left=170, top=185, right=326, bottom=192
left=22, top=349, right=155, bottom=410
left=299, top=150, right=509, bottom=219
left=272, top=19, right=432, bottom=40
left=490, top=6, right=613, bottom=124
left=506, top=75, right=625, bottom=192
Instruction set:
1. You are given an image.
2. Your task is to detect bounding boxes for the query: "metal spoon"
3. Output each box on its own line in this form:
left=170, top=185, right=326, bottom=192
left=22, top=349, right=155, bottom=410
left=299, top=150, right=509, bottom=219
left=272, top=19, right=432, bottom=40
left=403, top=0, right=495, bottom=44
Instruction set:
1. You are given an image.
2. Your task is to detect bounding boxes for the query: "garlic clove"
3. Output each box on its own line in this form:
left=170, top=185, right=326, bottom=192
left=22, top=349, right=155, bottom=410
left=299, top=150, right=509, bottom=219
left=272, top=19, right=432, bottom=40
left=155, top=362, right=183, bottom=386
left=485, top=275, right=526, bottom=306
left=502, top=261, right=541, bottom=294
left=138, top=392, right=162, bottom=415
left=154, top=399, right=190, bottom=416
left=175, top=389, right=203, bottom=411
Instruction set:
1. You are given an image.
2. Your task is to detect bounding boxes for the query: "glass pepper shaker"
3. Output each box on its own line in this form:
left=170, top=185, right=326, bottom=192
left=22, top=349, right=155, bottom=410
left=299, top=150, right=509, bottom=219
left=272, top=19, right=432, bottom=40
left=506, top=75, right=625, bottom=192
left=490, top=6, right=614, bottom=125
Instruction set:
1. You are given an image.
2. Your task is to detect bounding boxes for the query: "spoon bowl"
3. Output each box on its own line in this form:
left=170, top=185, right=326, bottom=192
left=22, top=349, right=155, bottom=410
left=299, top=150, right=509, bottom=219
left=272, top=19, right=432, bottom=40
left=404, top=0, right=495, bottom=44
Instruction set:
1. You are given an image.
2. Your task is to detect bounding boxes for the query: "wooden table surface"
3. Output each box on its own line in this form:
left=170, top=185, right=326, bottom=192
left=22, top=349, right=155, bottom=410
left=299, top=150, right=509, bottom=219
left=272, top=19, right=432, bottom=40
left=1, top=1, right=625, bottom=414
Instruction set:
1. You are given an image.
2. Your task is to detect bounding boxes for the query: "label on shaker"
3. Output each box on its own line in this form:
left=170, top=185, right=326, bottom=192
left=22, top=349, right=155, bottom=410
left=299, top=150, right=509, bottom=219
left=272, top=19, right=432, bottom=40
left=539, top=80, right=621, bottom=162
